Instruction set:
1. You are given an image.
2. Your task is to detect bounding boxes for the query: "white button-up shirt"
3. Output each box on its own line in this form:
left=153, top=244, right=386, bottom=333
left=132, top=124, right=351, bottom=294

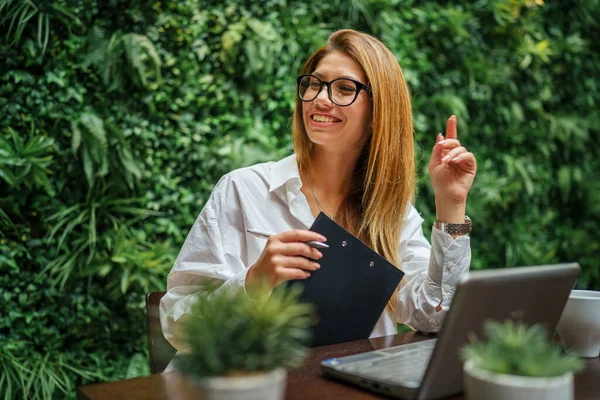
left=160, top=154, right=471, bottom=353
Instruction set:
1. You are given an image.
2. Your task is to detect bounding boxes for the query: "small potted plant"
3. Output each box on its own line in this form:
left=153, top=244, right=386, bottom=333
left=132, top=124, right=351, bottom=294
left=173, top=283, right=314, bottom=400
left=461, top=320, right=584, bottom=400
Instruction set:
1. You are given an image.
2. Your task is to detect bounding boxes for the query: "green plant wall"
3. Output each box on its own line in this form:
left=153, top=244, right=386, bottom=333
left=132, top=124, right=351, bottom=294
left=1, top=0, right=598, bottom=398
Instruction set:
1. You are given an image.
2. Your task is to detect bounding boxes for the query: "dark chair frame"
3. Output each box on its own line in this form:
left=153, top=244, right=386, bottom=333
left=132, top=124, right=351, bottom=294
left=146, top=291, right=176, bottom=374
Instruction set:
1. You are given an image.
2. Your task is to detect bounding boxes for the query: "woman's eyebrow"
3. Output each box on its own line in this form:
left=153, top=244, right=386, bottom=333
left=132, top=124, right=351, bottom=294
left=312, top=71, right=360, bottom=81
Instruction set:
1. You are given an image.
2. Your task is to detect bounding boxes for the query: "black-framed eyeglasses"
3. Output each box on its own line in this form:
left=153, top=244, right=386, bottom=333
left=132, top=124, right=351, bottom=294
left=297, top=74, right=372, bottom=107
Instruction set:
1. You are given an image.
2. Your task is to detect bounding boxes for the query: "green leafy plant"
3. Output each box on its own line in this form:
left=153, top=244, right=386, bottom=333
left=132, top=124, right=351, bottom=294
left=70, top=110, right=145, bottom=191
left=0, top=0, right=81, bottom=55
left=70, top=111, right=109, bottom=189
left=43, top=191, right=159, bottom=289
left=87, top=229, right=174, bottom=295
left=0, top=262, right=150, bottom=400
left=461, top=320, right=584, bottom=377
left=0, top=125, right=54, bottom=191
left=82, top=26, right=161, bottom=92
left=1, top=0, right=599, bottom=398
left=174, top=284, right=314, bottom=378
left=0, top=345, right=100, bottom=400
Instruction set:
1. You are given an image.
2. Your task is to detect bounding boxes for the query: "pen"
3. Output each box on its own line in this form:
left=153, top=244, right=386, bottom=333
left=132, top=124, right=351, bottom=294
left=247, top=229, right=329, bottom=249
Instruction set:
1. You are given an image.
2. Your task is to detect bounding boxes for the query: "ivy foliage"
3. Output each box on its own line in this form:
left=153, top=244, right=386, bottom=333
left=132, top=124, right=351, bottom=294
left=1, top=0, right=599, bottom=398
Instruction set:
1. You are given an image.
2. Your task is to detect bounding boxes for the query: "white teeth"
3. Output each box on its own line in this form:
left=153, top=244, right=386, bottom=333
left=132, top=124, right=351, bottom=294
left=312, top=114, right=337, bottom=123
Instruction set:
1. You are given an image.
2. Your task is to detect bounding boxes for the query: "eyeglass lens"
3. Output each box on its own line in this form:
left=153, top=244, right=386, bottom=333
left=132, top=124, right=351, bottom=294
left=298, top=76, right=359, bottom=106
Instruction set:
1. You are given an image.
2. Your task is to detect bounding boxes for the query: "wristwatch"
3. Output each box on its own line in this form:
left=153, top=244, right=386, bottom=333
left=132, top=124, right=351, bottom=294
left=434, top=216, right=472, bottom=235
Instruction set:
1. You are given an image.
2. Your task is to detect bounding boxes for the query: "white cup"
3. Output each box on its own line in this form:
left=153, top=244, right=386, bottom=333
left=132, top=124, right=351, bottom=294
left=557, top=290, right=600, bottom=358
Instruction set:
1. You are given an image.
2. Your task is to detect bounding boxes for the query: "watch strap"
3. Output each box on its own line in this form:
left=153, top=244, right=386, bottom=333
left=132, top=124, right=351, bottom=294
left=434, top=215, right=472, bottom=235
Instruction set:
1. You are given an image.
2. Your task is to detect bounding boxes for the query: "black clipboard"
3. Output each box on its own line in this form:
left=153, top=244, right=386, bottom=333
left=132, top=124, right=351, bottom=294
left=286, top=212, right=405, bottom=347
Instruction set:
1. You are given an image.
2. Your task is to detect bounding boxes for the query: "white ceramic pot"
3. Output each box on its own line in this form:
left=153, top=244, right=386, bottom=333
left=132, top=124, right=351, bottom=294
left=463, top=359, right=573, bottom=400
left=557, top=289, right=600, bottom=358
left=192, top=368, right=287, bottom=400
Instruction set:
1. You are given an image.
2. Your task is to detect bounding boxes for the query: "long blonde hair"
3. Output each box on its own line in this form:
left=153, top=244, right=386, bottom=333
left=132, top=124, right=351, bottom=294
left=292, top=29, right=415, bottom=311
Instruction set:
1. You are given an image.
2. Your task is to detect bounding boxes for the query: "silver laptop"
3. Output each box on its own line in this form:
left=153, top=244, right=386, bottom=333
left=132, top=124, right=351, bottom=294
left=321, top=263, right=580, bottom=399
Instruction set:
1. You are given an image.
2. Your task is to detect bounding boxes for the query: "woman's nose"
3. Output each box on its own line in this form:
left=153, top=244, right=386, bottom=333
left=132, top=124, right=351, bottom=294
left=314, top=86, right=334, bottom=106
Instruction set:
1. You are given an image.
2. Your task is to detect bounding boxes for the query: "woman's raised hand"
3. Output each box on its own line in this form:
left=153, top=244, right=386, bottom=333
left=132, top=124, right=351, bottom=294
left=246, top=230, right=326, bottom=290
left=428, top=115, right=477, bottom=219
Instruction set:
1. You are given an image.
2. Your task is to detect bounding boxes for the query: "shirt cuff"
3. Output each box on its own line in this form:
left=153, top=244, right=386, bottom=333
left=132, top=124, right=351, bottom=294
left=215, top=267, right=254, bottom=299
left=428, top=226, right=470, bottom=287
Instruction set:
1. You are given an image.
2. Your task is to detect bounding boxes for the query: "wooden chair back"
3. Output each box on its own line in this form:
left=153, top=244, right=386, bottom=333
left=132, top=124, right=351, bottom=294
left=146, top=291, right=176, bottom=374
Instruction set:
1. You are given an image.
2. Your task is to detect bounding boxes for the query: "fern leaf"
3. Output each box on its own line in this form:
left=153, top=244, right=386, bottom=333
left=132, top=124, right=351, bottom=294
left=104, top=31, right=124, bottom=87
left=122, top=33, right=161, bottom=88
left=82, top=26, right=108, bottom=68
left=97, top=154, right=109, bottom=177
left=89, top=204, right=97, bottom=247
left=79, top=112, right=107, bottom=158
left=119, top=147, right=142, bottom=181
left=71, top=120, right=82, bottom=153
left=82, top=146, right=94, bottom=188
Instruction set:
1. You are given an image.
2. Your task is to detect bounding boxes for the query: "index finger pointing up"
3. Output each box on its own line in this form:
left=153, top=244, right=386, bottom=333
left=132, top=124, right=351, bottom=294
left=446, top=115, right=457, bottom=140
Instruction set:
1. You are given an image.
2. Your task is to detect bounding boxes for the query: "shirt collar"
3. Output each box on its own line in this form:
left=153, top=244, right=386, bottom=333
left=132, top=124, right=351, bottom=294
left=269, top=153, right=301, bottom=194
left=269, top=153, right=315, bottom=228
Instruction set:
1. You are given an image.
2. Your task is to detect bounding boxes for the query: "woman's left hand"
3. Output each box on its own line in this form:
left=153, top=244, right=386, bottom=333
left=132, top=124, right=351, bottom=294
left=429, top=115, right=477, bottom=204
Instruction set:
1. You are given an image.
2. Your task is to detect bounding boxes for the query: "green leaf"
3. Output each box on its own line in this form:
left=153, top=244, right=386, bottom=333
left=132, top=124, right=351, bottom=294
left=71, top=121, right=82, bottom=153
left=23, top=136, right=53, bottom=156
left=82, top=146, right=94, bottom=188
left=120, top=267, right=131, bottom=293
left=513, top=159, right=534, bottom=196
left=111, top=256, right=127, bottom=264
left=558, top=166, right=571, bottom=203
left=0, top=167, right=17, bottom=186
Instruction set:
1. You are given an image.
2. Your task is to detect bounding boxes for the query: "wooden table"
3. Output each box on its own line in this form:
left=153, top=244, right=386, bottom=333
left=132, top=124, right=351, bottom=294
left=78, top=332, right=600, bottom=399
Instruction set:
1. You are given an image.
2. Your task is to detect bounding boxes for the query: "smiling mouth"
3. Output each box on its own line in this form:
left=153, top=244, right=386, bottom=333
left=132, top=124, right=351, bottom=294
left=311, top=114, right=341, bottom=123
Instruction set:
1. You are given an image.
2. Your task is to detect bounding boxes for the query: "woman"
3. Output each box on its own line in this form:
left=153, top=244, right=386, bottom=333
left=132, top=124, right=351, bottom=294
left=160, top=29, right=476, bottom=353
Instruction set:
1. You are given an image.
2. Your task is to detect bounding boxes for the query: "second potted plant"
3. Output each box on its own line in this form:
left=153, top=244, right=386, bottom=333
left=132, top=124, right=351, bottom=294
left=173, top=283, right=314, bottom=400
left=461, top=320, right=583, bottom=400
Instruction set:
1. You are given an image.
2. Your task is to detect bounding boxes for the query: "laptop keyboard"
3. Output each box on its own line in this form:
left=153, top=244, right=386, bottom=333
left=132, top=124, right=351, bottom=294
left=329, top=339, right=436, bottom=387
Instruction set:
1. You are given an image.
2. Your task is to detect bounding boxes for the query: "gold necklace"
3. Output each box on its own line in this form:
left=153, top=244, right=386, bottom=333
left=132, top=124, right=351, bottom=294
left=306, top=178, right=336, bottom=221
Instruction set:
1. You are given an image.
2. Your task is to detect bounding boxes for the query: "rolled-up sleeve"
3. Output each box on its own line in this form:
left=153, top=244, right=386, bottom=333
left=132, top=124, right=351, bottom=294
left=397, top=206, right=471, bottom=332
left=159, top=175, right=250, bottom=352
